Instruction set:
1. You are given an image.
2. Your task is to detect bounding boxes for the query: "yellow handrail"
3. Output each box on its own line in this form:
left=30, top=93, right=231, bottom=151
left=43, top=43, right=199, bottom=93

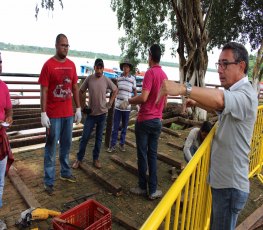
left=141, top=105, right=263, bottom=230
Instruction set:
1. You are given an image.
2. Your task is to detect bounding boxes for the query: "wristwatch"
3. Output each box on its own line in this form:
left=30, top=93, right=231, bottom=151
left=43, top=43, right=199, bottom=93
left=184, top=82, right=192, bottom=97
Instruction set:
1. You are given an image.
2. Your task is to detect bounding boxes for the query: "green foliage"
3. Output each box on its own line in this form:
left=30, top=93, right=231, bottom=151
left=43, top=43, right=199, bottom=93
left=111, top=0, right=262, bottom=74
left=207, top=0, right=262, bottom=51
left=111, top=0, right=174, bottom=64
left=170, top=123, right=183, bottom=131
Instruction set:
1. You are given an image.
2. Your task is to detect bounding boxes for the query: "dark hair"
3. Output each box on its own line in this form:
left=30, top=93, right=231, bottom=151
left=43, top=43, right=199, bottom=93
left=222, top=42, right=249, bottom=74
left=94, top=58, right=104, bottom=67
left=200, top=121, right=212, bottom=133
left=56, top=34, right=67, bottom=44
left=149, top=44, right=161, bottom=63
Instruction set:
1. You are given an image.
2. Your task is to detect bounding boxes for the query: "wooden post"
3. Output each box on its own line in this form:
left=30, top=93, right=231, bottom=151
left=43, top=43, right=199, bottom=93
left=105, top=78, right=117, bottom=147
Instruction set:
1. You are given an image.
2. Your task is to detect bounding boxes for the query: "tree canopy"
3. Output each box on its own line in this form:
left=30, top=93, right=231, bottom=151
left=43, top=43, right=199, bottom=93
left=36, top=0, right=262, bottom=85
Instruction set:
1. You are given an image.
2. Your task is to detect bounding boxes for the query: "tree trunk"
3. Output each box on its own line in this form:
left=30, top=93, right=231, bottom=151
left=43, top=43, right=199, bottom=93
left=173, top=0, right=210, bottom=120
left=252, top=40, right=263, bottom=97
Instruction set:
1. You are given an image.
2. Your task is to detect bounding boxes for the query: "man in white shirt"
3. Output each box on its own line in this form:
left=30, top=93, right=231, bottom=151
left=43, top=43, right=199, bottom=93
left=183, top=121, right=212, bottom=162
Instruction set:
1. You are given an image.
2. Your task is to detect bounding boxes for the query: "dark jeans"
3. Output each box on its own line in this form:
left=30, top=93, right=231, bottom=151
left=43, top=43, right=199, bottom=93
left=210, top=187, right=249, bottom=230
left=135, top=118, right=162, bottom=195
left=110, top=109, right=130, bottom=147
left=77, top=113, right=106, bottom=161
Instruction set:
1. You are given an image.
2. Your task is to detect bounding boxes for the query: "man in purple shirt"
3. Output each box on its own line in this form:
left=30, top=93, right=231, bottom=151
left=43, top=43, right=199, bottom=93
left=122, top=44, right=168, bottom=200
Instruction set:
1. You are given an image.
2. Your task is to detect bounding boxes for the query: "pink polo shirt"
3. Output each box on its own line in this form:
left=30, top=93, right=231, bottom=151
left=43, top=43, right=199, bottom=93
left=137, top=65, right=168, bottom=122
left=0, top=80, right=12, bottom=121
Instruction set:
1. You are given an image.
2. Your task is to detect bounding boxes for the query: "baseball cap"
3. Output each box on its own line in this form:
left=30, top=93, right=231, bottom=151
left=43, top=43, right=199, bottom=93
left=94, top=58, right=104, bottom=67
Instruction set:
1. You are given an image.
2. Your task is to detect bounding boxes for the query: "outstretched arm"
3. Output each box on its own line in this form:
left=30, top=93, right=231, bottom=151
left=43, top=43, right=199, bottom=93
left=157, top=80, right=225, bottom=112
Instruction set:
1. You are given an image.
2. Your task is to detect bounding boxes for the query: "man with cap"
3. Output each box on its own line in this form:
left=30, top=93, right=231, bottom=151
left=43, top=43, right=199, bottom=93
left=72, top=58, right=118, bottom=169
left=107, top=58, right=137, bottom=153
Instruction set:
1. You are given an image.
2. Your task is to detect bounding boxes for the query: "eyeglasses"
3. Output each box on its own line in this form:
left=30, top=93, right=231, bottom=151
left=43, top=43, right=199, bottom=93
left=60, top=44, right=70, bottom=48
left=215, top=61, right=239, bottom=70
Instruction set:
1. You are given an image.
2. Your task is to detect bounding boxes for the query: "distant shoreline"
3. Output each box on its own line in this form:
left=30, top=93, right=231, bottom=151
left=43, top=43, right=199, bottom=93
left=0, top=41, right=217, bottom=72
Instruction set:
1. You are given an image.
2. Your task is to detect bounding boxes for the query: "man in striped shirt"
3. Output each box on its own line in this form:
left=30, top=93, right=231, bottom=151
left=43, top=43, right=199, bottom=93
left=107, top=59, right=137, bottom=152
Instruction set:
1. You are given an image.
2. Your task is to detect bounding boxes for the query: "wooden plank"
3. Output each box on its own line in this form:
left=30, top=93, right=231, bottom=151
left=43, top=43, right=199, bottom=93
left=12, top=117, right=40, bottom=125
left=125, top=138, right=136, bottom=148
left=110, top=155, right=140, bottom=176
left=162, top=117, right=179, bottom=125
left=161, top=127, right=181, bottom=137
left=8, top=166, right=41, bottom=208
left=9, top=129, right=83, bottom=148
left=177, top=117, right=203, bottom=126
left=114, top=212, right=140, bottom=230
left=127, top=127, right=135, bottom=133
left=79, top=162, right=122, bottom=196
left=8, top=122, right=42, bottom=132
left=13, top=113, right=40, bottom=120
left=157, top=151, right=184, bottom=170
left=167, top=141, right=184, bottom=150
left=236, top=204, right=263, bottom=230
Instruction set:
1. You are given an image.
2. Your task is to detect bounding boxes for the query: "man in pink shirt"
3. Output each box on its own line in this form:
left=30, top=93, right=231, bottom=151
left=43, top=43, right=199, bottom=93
left=122, top=44, right=167, bottom=200
left=0, top=52, right=13, bottom=230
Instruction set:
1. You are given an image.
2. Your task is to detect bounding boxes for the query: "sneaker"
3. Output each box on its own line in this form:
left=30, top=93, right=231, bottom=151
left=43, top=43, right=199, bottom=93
left=149, top=190, right=162, bottom=200
left=72, top=160, right=81, bottom=169
left=130, top=187, right=147, bottom=196
left=60, top=175, right=77, bottom=183
left=44, top=184, right=54, bottom=196
left=93, top=160, right=102, bottom=169
left=106, top=146, right=116, bottom=153
left=0, top=220, right=7, bottom=230
left=119, top=144, right=126, bottom=152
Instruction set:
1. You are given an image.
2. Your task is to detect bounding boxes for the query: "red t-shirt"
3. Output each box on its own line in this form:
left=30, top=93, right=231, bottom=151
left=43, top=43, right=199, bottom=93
left=0, top=80, right=12, bottom=121
left=38, top=57, right=78, bottom=118
left=137, top=65, right=168, bottom=122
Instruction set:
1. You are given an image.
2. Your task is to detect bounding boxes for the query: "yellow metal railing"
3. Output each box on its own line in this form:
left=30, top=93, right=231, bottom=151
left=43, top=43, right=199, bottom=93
left=141, top=105, right=263, bottom=230
left=248, top=105, right=263, bottom=183
left=141, top=125, right=215, bottom=230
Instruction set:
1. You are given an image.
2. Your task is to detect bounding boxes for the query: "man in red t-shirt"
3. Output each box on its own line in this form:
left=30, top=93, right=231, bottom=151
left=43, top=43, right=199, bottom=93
left=123, top=44, right=168, bottom=200
left=38, top=34, right=81, bottom=195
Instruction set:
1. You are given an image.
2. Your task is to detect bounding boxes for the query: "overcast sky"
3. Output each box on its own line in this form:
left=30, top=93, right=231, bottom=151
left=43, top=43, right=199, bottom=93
left=1, top=1, right=126, bottom=55
left=0, top=0, right=227, bottom=66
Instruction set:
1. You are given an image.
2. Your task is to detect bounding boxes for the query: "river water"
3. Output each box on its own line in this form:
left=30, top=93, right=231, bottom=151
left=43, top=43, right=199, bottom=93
left=1, top=50, right=220, bottom=83
left=0, top=50, right=220, bottom=104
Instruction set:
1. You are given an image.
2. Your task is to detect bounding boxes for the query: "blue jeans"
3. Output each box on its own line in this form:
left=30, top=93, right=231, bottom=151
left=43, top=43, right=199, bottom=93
left=135, top=118, right=162, bottom=195
left=0, top=156, right=7, bottom=208
left=44, top=116, right=73, bottom=186
left=210, top=187, right=249, bottom=230
left=110, top=109, right=130, bottom=147
left=77, top=113, right=106, bottom=161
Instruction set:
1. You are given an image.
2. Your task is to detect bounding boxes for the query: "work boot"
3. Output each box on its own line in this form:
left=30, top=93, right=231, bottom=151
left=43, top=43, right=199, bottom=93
left=93, top=160, right=102, bottom=169
left=72, top=160, right=81, bottom=169
left=44, top=184, right=54, bottom=196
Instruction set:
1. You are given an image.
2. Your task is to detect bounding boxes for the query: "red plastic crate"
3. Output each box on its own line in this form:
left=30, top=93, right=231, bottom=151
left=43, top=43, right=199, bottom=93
left=52, top=199, right=111, bottom=230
